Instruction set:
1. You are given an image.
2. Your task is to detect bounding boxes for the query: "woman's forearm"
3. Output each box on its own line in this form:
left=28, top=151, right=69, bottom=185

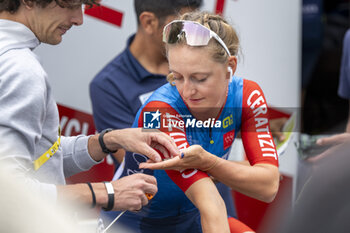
left=180, top=145, right=279, bottom=202
left=208, top=158, right=280, bottom=203
left=185, top=177, right=230, bottom=233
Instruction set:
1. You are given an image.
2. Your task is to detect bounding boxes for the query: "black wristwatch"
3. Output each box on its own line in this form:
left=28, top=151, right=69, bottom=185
left=98, top=128, right=118, bottom=154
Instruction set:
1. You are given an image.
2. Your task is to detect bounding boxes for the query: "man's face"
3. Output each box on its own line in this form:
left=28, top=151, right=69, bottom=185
left=155, top=7, right=198, bottom=57
left=28, top=2, right=83, bottom=44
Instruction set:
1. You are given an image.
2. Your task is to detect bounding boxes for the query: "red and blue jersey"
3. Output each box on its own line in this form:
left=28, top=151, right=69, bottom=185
left=115, top=76, right=278, bottom=218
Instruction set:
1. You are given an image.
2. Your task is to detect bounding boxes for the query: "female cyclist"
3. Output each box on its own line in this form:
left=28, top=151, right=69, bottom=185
left=104, top=11, right=279, bottom=233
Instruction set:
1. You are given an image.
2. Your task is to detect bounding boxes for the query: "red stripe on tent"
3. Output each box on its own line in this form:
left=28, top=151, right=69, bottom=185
left=85, top=5, right=123, bottom=27
left=215, top=0, right=226, bottom=15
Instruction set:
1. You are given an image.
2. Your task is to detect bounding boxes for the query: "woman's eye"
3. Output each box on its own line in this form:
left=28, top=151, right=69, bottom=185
left=173, top=76, right=183, bottom=81
left=191, top=76, right=207, bottom=83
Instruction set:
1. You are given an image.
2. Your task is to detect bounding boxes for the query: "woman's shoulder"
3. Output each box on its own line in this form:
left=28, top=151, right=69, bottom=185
left=243, top=79, right=265, bottom=93
left=227, top=77, right=266, bottom=107
left=146, top=83, right=181, bottom=105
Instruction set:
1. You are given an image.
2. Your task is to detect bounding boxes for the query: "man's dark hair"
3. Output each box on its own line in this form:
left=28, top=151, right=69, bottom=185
left=0, top=0, right=98, bottom=14
left=134, top=0, right=202, bottom=25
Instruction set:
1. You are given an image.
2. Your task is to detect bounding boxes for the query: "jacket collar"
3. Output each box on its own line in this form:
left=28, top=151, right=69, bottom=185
left=0, top=19, right=40, bottom=56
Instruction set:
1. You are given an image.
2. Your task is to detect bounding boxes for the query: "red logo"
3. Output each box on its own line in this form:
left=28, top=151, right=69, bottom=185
left=223, top=130, right=235, bottom=150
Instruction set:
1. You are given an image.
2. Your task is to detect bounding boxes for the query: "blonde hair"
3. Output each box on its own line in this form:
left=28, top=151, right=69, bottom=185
left=167, top=73, right=175, bottom=86
left=166, top=11, right=240, bottom=84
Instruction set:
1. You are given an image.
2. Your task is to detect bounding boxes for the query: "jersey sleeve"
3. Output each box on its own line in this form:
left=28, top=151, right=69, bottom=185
left=241, top=80, right=279, bottom=166
left=138, top=101, right=208, bottom=192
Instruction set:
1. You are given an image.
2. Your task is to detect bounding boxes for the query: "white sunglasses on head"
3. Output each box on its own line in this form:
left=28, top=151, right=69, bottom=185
left=163, top=20, right=232, bottom=57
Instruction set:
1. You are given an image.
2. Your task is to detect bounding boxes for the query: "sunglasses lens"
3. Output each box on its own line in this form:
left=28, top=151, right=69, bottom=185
left=163, top=21, right=210, bottom=46
left=163, top=20, right=231, bottom=56
left=183, top=22, right=210, bottom=46
left=163, top=22, right=184, bottom=44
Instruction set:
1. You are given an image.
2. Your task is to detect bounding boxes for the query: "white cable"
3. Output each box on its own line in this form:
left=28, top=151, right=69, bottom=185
left=102, top=210, right=126, bottom=233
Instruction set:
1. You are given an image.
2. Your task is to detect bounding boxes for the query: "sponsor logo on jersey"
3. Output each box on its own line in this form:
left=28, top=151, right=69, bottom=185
left=223, top=114, right=233, bottom=128
left=223, top=130, right=235, bottom=150
left=247, top=90, right=277, bottom=160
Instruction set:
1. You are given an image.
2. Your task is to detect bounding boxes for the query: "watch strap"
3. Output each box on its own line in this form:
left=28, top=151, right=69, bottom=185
left=98, top=128, right=118, bottom=154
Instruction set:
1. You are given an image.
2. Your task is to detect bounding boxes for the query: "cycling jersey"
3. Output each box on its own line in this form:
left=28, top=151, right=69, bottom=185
left=104, top=76, right=278, bottom=232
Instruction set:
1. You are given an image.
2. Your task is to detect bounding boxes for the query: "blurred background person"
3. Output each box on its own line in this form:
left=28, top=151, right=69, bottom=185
left=317, top=28, right=350, bottom=146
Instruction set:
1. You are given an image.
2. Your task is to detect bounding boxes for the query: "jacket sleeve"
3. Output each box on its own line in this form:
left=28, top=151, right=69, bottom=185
left=61, top=135, right=101, bottom=178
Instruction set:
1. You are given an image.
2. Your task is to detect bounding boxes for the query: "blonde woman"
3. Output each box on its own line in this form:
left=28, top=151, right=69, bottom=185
left=105, top=11, right=279, bottom=233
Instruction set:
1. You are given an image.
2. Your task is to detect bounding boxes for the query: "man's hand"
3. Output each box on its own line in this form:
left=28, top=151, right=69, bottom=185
left=139, top=145, right=217, bottom=171
left=111, top=173, right=157, bottom=211
left=105, top=128, right=180, bottom=162
left=57, top=174, right=157, bottom=211
left=316, top=133, right=350, bottom=147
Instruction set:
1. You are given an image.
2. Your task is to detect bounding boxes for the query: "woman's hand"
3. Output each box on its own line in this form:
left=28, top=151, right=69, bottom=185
left=139, top=145, right=218, bottom=171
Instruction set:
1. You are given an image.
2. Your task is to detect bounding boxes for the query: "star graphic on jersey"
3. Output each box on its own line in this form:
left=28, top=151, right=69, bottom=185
left=151, top=110, right=161, bottom=122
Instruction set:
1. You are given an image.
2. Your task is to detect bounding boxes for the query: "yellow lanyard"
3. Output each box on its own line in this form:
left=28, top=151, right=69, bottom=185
left=33, top=127, right=61, bottom=171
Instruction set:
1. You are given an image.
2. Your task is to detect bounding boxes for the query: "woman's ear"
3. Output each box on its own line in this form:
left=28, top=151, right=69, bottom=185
left=228, top=56, right=237, bottom=75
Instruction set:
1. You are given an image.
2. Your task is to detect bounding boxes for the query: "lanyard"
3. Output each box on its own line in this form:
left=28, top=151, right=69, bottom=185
left=33, top=127, right=61, bottom=171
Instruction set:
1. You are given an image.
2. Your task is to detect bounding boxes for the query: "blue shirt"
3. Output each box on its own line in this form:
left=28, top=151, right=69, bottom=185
left=338, top=29, right=350, bottom=99
left=89, top=34, right=168, bottom=132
